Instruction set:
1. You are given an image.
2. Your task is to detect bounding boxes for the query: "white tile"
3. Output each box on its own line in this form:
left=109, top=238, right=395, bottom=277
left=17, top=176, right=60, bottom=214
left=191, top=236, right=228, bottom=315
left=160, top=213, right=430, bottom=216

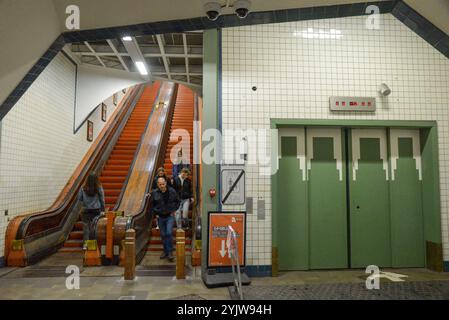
left=222, top=13, right=449, bottom=265
left=0, top=53, right=126, bottom=257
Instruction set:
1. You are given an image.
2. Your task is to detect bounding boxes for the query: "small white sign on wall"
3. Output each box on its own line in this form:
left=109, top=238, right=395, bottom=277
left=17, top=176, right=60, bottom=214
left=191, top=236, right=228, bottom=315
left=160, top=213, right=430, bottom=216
left=330, top=96, right=376, bottom=112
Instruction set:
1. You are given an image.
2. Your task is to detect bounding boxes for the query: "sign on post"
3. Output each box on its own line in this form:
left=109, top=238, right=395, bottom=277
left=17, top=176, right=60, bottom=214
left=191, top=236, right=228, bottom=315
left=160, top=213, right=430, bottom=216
left=207, top=211, right=246, bottom=268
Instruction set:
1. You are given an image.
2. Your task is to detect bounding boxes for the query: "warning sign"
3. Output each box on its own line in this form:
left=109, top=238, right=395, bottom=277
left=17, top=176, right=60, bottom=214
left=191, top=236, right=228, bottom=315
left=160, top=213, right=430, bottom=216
left=221, top=165, right=245, bottom=205
left=207, top=211, right=246, bottom=267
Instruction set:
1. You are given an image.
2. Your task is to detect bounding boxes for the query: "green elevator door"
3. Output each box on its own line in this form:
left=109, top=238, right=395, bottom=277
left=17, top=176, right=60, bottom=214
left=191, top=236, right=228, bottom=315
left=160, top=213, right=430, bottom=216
left=307, top=128, right=348, bottom=269
left=349, top=129, right=391, bottom=268
left=278, top=135, right=308, bottom=270
left=389, top=130, right=425, bottom=267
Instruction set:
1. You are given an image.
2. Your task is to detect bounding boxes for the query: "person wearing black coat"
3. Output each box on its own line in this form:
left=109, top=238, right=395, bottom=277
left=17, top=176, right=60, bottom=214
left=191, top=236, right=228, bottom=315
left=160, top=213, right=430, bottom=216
left=173, top=168, right=193, bottom=230
left=151, top=167, right=172, bottom=190
left=151, top=176, right=180, bottom=261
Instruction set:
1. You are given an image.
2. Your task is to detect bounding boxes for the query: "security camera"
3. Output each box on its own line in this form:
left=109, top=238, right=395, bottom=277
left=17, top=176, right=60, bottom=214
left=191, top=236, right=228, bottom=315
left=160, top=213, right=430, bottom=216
left=234, top=0, right=251, bottom=18
left=204, top=2, right=222, bottom=21
left=379, top=83, right=391, bottom=96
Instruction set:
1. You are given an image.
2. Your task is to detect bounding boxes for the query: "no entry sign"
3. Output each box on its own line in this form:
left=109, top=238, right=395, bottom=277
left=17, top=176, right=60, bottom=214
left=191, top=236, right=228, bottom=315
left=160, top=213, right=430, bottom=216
left=207, top=211, right=246, bottom=268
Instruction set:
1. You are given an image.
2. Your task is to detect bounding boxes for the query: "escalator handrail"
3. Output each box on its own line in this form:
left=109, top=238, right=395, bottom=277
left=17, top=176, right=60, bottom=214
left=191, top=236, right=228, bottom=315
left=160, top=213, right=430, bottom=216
left=112, top=82, right=163, bottom=212
left=127, top=82, right=178, bottom=220
left=102, top=83, right=178, bottom=263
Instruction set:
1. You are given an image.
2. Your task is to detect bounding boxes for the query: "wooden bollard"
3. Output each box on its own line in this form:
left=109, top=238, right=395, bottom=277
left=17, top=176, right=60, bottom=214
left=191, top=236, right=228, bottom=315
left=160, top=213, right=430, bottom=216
left=176, top=228, right=186, bottom=279
left=105, top=211, right=115, bottom=259
left=124, top=229, right=136, bottom=280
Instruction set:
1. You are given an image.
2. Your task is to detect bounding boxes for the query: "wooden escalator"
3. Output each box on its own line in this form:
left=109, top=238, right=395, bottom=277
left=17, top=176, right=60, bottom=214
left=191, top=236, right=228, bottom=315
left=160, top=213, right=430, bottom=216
left=60, top=83, right=161, bottom=253
left=148, top=84, right=195, bottom=254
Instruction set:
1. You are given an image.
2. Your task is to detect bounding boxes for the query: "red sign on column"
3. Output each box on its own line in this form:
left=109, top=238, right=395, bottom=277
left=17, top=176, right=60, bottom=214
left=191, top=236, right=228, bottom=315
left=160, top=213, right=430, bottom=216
left=207, top=211, right=246, bottom=267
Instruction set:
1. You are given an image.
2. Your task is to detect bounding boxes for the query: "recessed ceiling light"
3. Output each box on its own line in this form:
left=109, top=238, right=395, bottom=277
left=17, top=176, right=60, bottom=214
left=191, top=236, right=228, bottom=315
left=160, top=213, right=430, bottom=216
left=122, top=36, right=132, bottom=41
left=135, top=61, right=148, bottom=75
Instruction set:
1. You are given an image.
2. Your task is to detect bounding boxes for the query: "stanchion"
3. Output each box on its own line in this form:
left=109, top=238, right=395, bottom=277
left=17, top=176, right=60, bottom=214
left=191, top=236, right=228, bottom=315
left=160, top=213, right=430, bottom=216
left=176, top=228, right=185, bottom=279
left=124, top=229, right=136, bottom=280
left=105, top=211, right=115, bottom=259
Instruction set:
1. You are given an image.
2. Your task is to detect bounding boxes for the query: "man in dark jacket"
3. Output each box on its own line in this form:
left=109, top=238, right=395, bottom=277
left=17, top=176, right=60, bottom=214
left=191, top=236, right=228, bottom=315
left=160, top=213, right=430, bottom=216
left=152, top=167, right=172, bottom=190
left=173, top=168, right=193, bottom=230
left=151, top=176, right=179, bottom=261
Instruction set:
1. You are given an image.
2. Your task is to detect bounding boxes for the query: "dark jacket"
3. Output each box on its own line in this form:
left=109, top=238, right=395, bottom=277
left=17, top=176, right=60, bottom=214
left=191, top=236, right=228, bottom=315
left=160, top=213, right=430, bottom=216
left=78, top=186, right=105, bottom=211
left=172, top=163, right=190, bottom=179
left=151, top=174, right=172, bottom=190
left=173, top=175, right=193, bottom=200
left=151, top=186, right=180, bottom=217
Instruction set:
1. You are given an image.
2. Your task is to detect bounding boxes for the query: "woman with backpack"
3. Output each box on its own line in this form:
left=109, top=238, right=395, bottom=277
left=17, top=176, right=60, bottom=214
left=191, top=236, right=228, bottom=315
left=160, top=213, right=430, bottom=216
left=78, top=172, right=105, bottom=250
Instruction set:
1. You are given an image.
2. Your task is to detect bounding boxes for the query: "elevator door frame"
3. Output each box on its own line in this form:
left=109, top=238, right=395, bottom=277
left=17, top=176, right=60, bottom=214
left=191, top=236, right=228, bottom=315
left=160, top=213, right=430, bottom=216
left=272, top=119, right=443, bottom=274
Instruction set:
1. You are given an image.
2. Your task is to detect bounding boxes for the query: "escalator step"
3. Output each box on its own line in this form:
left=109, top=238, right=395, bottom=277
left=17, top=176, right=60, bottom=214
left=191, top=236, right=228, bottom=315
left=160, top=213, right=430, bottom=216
left=68, top=231, right=83, bottom=240
left=64, top=240, right=83, bottom=248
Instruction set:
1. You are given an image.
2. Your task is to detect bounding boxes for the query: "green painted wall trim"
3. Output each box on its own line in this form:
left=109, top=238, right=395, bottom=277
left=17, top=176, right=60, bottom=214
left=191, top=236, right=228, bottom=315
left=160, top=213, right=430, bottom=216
left=421, top=127, right=442, bottom=244
left=201, top=29, right=220, bottom=274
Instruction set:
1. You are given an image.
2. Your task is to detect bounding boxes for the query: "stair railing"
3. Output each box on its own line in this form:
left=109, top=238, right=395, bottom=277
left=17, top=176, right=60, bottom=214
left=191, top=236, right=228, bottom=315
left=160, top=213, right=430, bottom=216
left=192, top=94, right=202, bottom=245
left=227, top=225, right=243, bottom=300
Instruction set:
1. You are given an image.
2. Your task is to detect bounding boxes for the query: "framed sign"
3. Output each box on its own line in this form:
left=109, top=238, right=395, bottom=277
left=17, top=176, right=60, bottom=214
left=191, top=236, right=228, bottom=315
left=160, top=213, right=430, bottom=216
left=101, top=103, right=107, bottom=122
left=207, top=211, right=246, bottom=268
left=87, top=120, right=93, bottom=141
left=221, top=165, right=245, bottom=205
left=330, top=96, right=376, bottom=112
left=113, top=93, right=118, bottom=106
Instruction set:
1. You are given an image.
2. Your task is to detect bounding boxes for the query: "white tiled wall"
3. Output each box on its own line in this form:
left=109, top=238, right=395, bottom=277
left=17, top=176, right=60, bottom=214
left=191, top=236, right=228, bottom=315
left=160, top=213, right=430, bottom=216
left=221, top=13, right=449, bottom=266
left=0, top=53, right=126, bottom=258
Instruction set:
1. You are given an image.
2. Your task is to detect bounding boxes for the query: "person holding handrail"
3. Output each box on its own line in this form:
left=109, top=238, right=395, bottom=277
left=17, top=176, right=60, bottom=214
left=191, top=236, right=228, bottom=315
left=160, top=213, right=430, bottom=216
left=151, top=176, right=180, bottom=262
left=78, top=172, right=105, bottom=250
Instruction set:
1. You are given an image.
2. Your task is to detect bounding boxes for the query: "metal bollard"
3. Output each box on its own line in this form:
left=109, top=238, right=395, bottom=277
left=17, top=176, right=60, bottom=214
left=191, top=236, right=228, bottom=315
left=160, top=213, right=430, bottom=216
left=124, top=229, right=136, bottom=280
left=176, top=228, right=185, bottom=279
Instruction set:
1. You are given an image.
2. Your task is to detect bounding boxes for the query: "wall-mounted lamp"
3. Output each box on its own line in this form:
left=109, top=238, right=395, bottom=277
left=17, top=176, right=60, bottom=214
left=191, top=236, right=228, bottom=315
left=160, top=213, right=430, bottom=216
left=378, top=83, right=391, bottom=96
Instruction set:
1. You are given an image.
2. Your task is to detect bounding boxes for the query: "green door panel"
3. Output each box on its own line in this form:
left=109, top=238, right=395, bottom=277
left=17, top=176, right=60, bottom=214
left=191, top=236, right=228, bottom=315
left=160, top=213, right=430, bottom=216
left=275, top=126, right=429, bottom=271
left=308, top=134, right=348, bottom=269
left=277, top=136, right=309, bottom=270
left=350, top=133, right=391, bottom=268
left=390, top=136, right=425, bottom=267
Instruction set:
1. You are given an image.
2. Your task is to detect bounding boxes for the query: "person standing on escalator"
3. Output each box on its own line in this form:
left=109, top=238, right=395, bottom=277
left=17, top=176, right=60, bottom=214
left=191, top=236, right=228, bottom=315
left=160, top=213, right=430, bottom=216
left=152, top=167, right=173, bottom=189
left=172, top=149, right=190, bottom=179
left=78, top=173, right=105, bottom=250
left=151, top=176, right=179, bottom=262
left=173, top=168, right=193, bottom=230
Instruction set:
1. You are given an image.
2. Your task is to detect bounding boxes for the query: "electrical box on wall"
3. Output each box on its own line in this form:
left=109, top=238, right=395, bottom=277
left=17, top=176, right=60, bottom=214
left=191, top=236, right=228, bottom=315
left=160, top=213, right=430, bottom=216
left=330, top=96, right=376, bottom=112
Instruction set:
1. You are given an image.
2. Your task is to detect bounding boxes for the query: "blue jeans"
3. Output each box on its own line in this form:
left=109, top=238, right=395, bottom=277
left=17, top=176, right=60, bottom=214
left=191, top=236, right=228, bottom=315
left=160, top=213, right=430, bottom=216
left=175, top=199, right=191, bottom=229
left=158, top=215, right=174, bottom=255
left=82, top=209, right=100, bottom=242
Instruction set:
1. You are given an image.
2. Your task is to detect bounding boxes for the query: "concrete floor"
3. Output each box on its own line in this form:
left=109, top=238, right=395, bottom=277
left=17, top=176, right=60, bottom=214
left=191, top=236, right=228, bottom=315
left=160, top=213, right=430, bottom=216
left=0, top=252, right=229, bottom=300
left=1, top=252, right=448, bottom=300
left=253, top=268, right=449, bottom=286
